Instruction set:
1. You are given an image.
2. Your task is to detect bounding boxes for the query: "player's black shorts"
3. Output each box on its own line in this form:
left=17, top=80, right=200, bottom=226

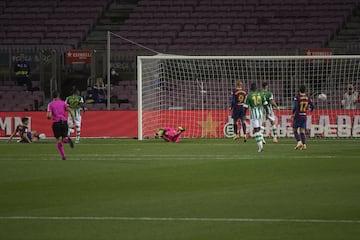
left=293, top=117, right=307, bottom=129
left=52, top=121, right=68, bottom=139
left=232, top=107, right=247, bottom=120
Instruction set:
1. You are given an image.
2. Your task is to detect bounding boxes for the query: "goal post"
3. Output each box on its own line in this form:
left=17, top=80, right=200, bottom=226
left=137, top=55, right=360, bottom=140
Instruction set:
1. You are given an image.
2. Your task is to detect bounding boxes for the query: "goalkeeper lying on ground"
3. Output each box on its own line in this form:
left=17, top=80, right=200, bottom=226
left=155, top=127, right=185, bottom=143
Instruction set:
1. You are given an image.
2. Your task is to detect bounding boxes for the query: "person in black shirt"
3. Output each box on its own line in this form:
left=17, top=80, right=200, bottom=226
left=14, top=53, right=32, bottom=91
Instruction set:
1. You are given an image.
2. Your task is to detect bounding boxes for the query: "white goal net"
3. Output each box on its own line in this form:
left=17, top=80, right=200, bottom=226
left=137, top=55, right=360, bottom=140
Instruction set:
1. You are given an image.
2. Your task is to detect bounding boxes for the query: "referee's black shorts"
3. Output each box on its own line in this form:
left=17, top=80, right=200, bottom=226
left=52, top=121, right=68, bottom=139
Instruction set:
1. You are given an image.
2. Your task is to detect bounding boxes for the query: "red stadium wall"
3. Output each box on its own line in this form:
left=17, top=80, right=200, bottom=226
left=0, top=111, right=138, bottom=138
left=1, top=110, right=360, bottom=138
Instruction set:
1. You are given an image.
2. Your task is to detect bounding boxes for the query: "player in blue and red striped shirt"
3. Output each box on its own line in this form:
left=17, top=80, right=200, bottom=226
left=292, top=85, right=314, bottom=150
left=230, top=81, right=248, bottom=142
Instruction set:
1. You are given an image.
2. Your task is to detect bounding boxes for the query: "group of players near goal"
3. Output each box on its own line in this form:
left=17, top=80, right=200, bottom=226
left=230, top=81, right=314, bottom=152
left=7, top=82, right=314, bottom=158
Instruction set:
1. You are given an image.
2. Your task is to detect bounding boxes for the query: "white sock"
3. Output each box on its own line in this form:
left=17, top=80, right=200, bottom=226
left=272, top=125, right=277, bottom=137
left=255, top=132, right=263, bottom=148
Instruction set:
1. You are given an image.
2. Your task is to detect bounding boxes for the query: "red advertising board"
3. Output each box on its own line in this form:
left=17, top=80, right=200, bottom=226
left=304, top=49, right=333, bottom=56
left=144, top=109, right=360, bottom=138
left=304, top=49, right=333, bottom=63
left=0, top=111, right=138, bottom=138
left=1, top=110, right=360, bottom=139
left=65, top=50, right=92, bottom=64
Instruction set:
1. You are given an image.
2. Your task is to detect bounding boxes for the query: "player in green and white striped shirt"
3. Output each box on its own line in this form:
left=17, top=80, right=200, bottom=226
left=65, top=89, right=85, bottom=143
left=244, top=83, right=268, bottom=152
left=261, top=82, right=279, bottom=143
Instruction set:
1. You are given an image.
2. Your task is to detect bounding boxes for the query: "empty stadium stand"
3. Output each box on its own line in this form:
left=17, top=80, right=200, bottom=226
left=113, top=0, right=359, bottom=53
left=0, top=81, right=45, bottom=111
left=0, top=0, right=112, bottom=49
left=2, top=0, right=358, bottom=52
left=328, top=6, right=360, bottom=53
left=0, top=0, right=360, bottom=111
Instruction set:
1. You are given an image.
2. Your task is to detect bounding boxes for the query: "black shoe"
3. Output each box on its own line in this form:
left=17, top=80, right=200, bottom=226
left=178, top=126, right=185, bottom=132
left=68, top=137, right=74, bottom=149
left=62, top=157, right=66, bottom=160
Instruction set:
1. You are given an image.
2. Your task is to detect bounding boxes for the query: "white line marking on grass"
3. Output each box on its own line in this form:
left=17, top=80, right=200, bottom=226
left=0, top=155, right=336, bottom=161
left=3, top=154, right=337, bottom=158
left=0, top=216, right=359, bottom=224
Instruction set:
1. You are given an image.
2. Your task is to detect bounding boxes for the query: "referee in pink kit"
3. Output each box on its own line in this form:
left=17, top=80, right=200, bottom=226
left=47, top=91, right=75, bottom=160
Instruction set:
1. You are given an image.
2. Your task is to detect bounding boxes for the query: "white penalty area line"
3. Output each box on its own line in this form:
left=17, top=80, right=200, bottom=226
left=0, top=216, right=359, bottom=224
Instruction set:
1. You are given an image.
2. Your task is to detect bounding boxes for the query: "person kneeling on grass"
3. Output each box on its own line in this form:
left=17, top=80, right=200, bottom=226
left=7, top=117, right=39, bottom=143
left=155, top=126, right=185, bottom=143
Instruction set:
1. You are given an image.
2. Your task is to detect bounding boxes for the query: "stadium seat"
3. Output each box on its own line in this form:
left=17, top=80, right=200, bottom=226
left=0, top=0, right=107, bottom=48
left=108, top=0, right=359, bottom=54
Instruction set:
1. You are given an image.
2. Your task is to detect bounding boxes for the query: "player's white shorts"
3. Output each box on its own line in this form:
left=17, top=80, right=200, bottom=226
left=250, top=118, right=262, bottom=129
left=68, top=115, right=82, bottom=129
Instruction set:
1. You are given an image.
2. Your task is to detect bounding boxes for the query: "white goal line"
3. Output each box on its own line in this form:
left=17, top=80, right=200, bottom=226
left=1, top=216, right=359, bottom=224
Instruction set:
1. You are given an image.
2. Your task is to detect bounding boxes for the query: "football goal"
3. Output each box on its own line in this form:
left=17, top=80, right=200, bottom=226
left=137, top=55, right=360, bottom=140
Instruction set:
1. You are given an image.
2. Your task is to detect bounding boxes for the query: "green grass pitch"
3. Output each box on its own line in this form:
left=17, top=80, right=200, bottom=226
left=0, top=138, right=360, bottom=240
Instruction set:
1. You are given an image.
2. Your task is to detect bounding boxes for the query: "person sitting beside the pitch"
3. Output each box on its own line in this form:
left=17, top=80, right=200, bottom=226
left=341, top=83, right=359, bottom=110
left=7, top=117, right=39, bottom=143
left=155, top=127, right=185, bottom=143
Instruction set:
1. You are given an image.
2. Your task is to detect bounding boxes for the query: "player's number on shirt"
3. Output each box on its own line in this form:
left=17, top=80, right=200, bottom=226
left=237, top=95, right=244, bottom=103
left=252, top=95, right=262, bottom=106
left=299, top=101, right=308, bottom=112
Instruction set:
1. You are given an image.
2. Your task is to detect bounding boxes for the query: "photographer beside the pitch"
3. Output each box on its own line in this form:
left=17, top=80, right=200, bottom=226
left=341, top=84, right=359, bottom=110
